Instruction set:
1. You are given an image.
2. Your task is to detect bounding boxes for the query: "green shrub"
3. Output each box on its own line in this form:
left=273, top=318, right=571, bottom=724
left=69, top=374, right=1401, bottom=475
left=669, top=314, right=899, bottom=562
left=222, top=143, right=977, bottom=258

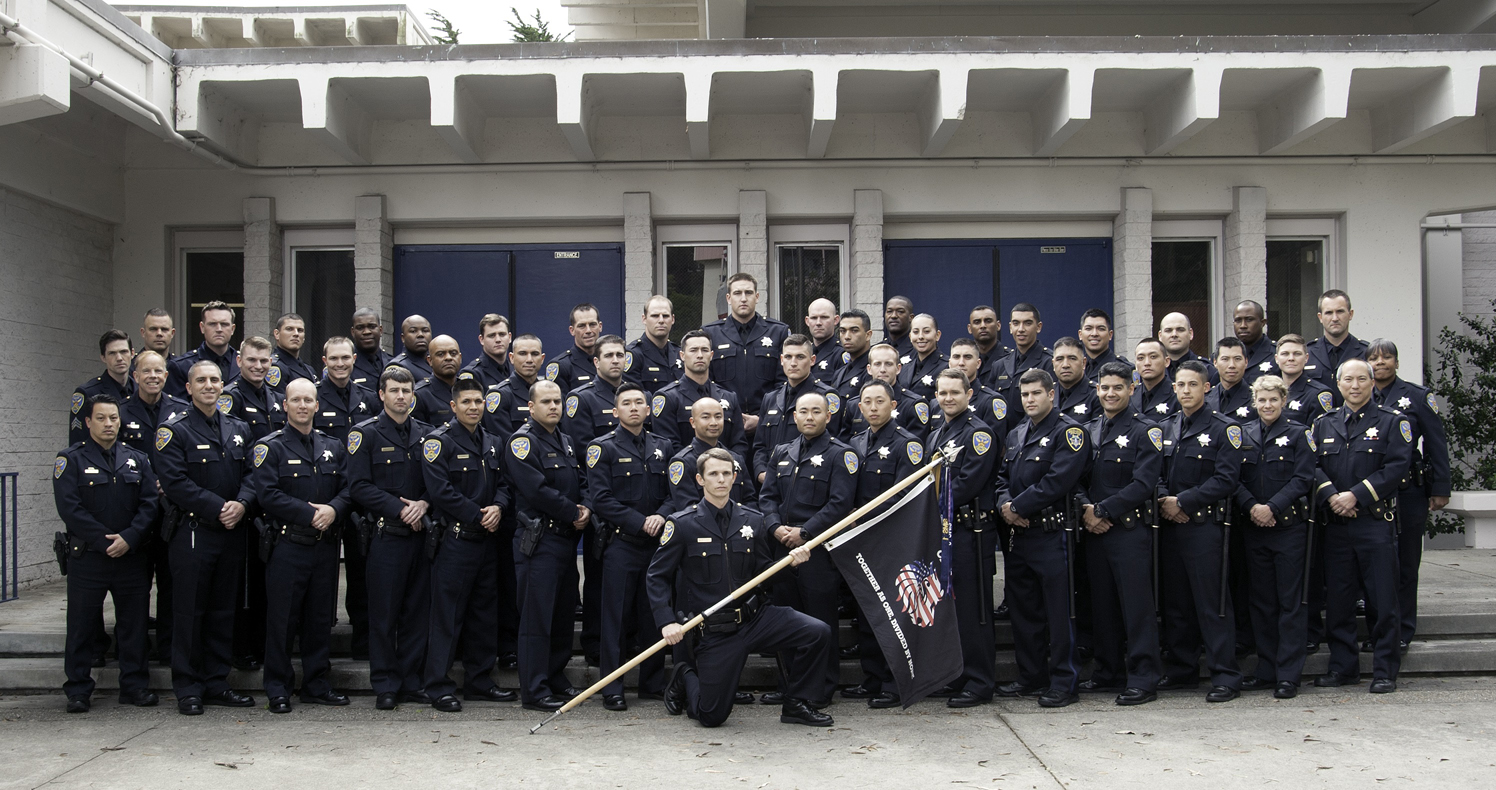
left=1428, top=300, right=1496, bottom=535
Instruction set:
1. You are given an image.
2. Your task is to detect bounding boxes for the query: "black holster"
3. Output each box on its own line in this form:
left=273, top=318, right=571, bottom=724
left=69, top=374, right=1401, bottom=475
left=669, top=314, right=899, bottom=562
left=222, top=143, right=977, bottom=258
left=590, top=515, right=612, bottom=560
left=351, top=511, right=372, bottom=556
left=254, top=516, right=279, bottom=562
left=517, top=511, right=545, bottom=558
left=52, top=532, right=69, bottom=576
left=158, top=499, right=181, bottom=543
left=424, top=519, right=443, bottom=561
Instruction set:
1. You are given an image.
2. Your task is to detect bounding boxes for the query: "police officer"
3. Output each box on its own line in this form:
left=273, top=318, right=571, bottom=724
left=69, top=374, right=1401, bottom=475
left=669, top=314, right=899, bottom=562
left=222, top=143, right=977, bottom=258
left=136, top=308, right=177, bottom=371
left=991, top=303, right=1054, bottom=419
left=650, top=448, right=832, bottom=728
left=350, top=308, right=393, bottom=390
left=421, top=378, right=516, bottom=712
left=1305, top=290, right=1368, bottom=403
left=752, top=334, right=845, bottom=483
left=412, top=336, right=464, bottom=427
left=924, top=369, right=1000, bottom=705
left=1369, top=338, right=1451, bottom=650
left=1132, top=338, right=1179, bottom=419
left=389, top=315, right=434, bottom=382
left=1276, top=334, right=1335, bottom=425
left=1052, top=337, right=1100, bottom=421
left=70, top=330, right=135, bottom=445
left=758, top=392, right=859, bottom=706
left=1233, top=301, right=1279, bottom=385
left=829, top=310, right=873, bottom=400
left=153, top=359, right=256, bottom=715
left=1080, top=309, right=1133, bottom=385
left=1077, top=362, right=1163, bottom=706
left=967, top=306, right=1010, bottom=389
left=702, top=273, right=790, bottom=425
left=842, top=344, right=931, bottom=440
left=1235, top=375, right=1315, bottom=699
left=625, top=297, right=681, bottom=394
left=1155, top=360, right=1244, bottom=702
left=251, top=378, right=353, bottom=714
left=1213, top=336, right=1258, bottom=652
left=54, top=395, right=159, bottom=713
left=996, top=369, right=1091, bottom=709
left=946, top=338, right=1014, bottom=441
left=1160, top=313, right=1218, bottom=385
left=840, top=380, right=923, bottom=709
left=267, top=313, right=318, bottom=392
left=1210, top=338, right=1256, bottom=422
left=650, top=330, right=749, bottom=459
left=316, top=337, right=379, bottom=660
left=491, top=333, right=545, bottom=438
left=897, top=314, right=946, bottom=401
left=461, top=314, right=512, bottom=390
left=348, top=366, right=433, bottom=710
left=508, top=380, right=590, bottom=711
left=547, top=303, right=603, bottom=393
left=586, top=383, right=675, bottom=710
left=805, top=298, right=843, bottom=386
left=667, top=397, right=756, bottom=513
left=1312, top=359, right=1412, bottom=694
left=218, top=336, right=284, bottom=672
left=166, top=301, right=240, bottom=398
left=883, top=296, right=916, bottom=361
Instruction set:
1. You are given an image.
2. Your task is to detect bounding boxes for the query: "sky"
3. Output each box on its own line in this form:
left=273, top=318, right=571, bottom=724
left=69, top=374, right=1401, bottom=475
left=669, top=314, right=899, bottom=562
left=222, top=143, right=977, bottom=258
left=117, top=0, right=575, bottom=45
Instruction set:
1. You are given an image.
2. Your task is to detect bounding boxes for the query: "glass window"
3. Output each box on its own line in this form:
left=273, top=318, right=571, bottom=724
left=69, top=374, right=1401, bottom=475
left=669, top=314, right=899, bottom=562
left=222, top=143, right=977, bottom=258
left=1266, top=239, right=1324, bottom=340
left=293, top=249, right=356, bottom=365
left=184, top=250, right=244, bottom=351
left=1151, top=240, right=1212, bottom=355
left=777, top=246, right=841, bottom=335
left=664, top=244, right=728, bottom=342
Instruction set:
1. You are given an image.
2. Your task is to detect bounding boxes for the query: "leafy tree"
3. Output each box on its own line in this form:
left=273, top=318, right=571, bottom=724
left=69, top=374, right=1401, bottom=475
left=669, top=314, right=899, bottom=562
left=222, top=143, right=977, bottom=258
left=1427, top=299, right=1496, bottom=535
left=427, top=10, right=460, bottom=45
left=509, top=8, right=568, bottom=42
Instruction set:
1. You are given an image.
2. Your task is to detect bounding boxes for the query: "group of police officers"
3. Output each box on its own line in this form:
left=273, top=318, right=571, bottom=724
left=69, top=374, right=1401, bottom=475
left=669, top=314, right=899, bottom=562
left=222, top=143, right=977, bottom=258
left=54, top=274, right=1448, bottom=728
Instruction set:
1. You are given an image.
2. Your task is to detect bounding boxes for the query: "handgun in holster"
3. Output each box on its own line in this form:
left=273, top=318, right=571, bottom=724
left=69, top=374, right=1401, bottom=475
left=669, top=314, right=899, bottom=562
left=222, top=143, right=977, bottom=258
left=52, top=532, right=69, bottom=576
left=254, top=515, right=279, bottom=562
left=424, top=517, right=444, bottom=561
left=158, top=498, right=181, bottom=543
left=590, top=514, right=611, bottom=560
left=350, top=510, right=372, bottom=557
left=517, top=511, right=545, bottom=558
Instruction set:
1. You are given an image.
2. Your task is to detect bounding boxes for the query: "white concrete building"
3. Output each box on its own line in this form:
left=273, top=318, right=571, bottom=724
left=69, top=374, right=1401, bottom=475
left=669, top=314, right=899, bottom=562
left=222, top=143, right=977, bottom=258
left=2, top=0, right=1495, bottom=586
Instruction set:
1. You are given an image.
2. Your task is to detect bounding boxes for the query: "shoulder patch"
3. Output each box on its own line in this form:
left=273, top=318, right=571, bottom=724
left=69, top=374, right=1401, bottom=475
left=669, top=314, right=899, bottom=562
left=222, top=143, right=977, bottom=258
left=843, top=450, right=859, bottom=474
left=841, top=351, right=851, bottom=364
left=216, top=394, right=233, bottom=415
left=486, top=391, right=502, bottom=413
left=624, top=351, right=634, bottom=370
left=1427, top=392, right=1439, bottom=414
left=586, top=444, right=602, bottom=468
left=266, top=366, right=282, bottom=387
left=155, top=426, right=172, bottom=451
left=669, top=460, right=686, bottom=486
left=423, top=438, right=442, bottom=463
left=509, top=436, right=531, bottom=461
left=1148, top=426, right=1164, bottom=451
left=1226, top=425, right=1243, bottom=449
left=660, top=520, right=674, bottom=545
left=973, top=431, right=993, bottom=456
left=1305, top=428, right=1316, bottom=453
left=457, top=371, right=474, bottom=380
left=406, top=399, right=416, bottom=416
left=347, top=431, right=362, bottom=455
left=652, top=394, right=666, bottom=418
left=992, top=399, right=1007, bottom=421
left=567, top=395, right=580, bottom=418
left=545, top=362, right=560, bottom=381
left=1317, top=391, right=1334, bottom=413
left=1065, top=426, right=1085, bottom=452
left=907, top=442, right=923, bottom=465
left=827, top=392, right=841, bottom=415
left=54, top=456, right=67, bottom=479
left=70, top=392, right=84, bottom=415
left=912, top=401, right=929, bottom=424
left=1400, top=419, right=1413, bottom=444
left=252, top=444, right=269, bottom=468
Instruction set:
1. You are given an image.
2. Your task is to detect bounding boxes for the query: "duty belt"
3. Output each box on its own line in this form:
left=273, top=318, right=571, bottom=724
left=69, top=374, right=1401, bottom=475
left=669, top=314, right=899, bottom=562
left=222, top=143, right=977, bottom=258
left=613, top=528, right=655, bottom=547
left=1030, top=504, right=1067, bottom=532
left=376, top=516, right=414, bottom=537
left=449, top=522, right=491, bottom=541
left=1184, top=500, right=1230, bottom=525
left=281, top=523, right=334, bottom=545
left=1110, top=504, right=1151, bottom=530
left=954, top=502, right=992, bottom=529
left=698, top=593, right=767, bottom=636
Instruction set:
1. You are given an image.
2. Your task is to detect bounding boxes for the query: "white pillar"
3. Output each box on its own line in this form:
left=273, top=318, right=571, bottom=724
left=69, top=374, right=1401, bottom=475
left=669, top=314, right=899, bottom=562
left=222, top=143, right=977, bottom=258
left=623, top=191, right=654, bottom=339
left=354, top=194, right=393, bottom=351
left=738, top=190, right=768, bottom=311
left=1224, top=186, right=1268, bottom=321
left=1113, top=187, right=1153, bottom=352
left=851, top=189, right=885, bottom=334
left=243, top=197, right=281, bottom=341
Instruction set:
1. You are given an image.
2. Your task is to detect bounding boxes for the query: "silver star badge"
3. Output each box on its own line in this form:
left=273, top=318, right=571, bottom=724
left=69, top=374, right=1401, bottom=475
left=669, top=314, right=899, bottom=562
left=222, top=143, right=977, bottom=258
left=1366, top=427, right=1380, bottom=439
left=850, top=376, right=860, bottom=386
left=233, top=435, right=244, bottom=446
left=654, top=448, right=664, bottom=459
left=810, top=454, right=824, bottom=467
left=358, top=402, right=368, bottom=412
left=272, top=403, right=281, bottom=411
left=1115, top=435, right=1128, bottom=447
left=1073, top=404, right=1088, bottom=414
left=1276, top=436, right=1290, bottom=446
left=818, top=360, right=828, bottom=369
left=1198, top=433, right=1211, bottom=446
left=1039, top=437, right=1050, bottom=447
left=761, top=337, right=773, bottom=347
left=739, top=524, right=754, bottom=539
left=719, top=398, right=730, bottom=411
left=1289, top=400, right=1301, bottom=411
left=921, top=375, right=933, bottom=386
left=1259, top=361, right=1272, bottom=372
left=1155, top=403, right=1169, bottom=414
left=1237, top=407, right=1249, bottom=417
left=900, top=355, right=911, bottom=365
left=891, top=408, right=901, bottom=420
left=322, top=450, right=333, bottom=461
left=878, top=447, right=890, bottom=459
left=1397, top=397, right=1411, bottom=409
left=126, top=458, right=137, bottom=468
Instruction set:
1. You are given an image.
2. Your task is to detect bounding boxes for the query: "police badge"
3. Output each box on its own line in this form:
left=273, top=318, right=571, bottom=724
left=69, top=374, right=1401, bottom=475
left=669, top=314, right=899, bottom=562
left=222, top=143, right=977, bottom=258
left=423, top=438, right=442, bottom=462
left=1065, top=426, right=1085, bottom=452
left=509, top=436, right=531, bottom=460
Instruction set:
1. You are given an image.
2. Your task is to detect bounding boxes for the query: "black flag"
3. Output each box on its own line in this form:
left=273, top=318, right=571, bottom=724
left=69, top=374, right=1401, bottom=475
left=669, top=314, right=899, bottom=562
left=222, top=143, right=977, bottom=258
left=824, top=472, right=962, bottom=707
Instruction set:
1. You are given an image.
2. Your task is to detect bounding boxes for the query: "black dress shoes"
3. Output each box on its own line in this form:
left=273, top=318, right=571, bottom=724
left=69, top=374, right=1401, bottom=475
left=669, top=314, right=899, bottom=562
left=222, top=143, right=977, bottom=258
left=602, top=695, right=628, bottom=711
left=1206, top=685, right=1240, bottom=703
left=734, top=691, right=755, bottom=705
left=465, top=687, right=518, bottom=703
left=433, top=695, right=462, bottom=713
left=554, top=687, right=581, bottom=700
left=947, top=690, right=992, bottom=708
left=401, top=690, right=433, bottom=705
left=1314, top=670, right=1361, bottom=688
left=1115, top=688, right=1156, bottom=706
left=119, top=690, right=159, bottom=707
left=376, top=692, right=397, bottom=710
left=1156, top=675, right=1200, bottom=691
left=1038, top=689, right=1079, bottom=708
left=838, top=645, right=859, bottom=660
left=780, top=698, right=834, bottom=727
left=996, top=681, right=1044, bottom=698
left=205, top=690, right=255, bottom=707
left=267, top=697, right=292, bottom=714
left=993, top=603, right=1010, bottom=621
left=497, top=653, right=519, bottom=670
left=1274, top=682, right=1299, bottom=699
left=1240, top=676, right=1274, bottom=692
left=868, top=692, right=901, bottom=709
left=1360, top=640, right=1374, bottom=654
left=177, top=696, right=203, bottom=715
left=1399, top=640, right=1411, bottom=655
left=66, top=696, right=91, bottom=714
left=299, top=691, right=350, bottom=706
left=1305, top=641, right=1321, bottom=655
left=664, top=665, right=689, bottom=715
left=232, top=655, right=263, bottom=671
left=757, top=691, right=786, bottom=705
left=841, top=683, right=876, bottom=699
left=1369, top=678, right=1397, bottom=694
left=521, top=695, right=567, bottom=712
left=927, top=685, right=961, bottom=698
left=1079, top=678, right=1122, bottom=693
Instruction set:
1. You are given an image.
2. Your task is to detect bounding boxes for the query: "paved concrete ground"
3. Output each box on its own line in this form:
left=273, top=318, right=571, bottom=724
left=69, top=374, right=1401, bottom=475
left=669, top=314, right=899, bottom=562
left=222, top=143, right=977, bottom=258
left=2, top=676, right=1494, bottom=789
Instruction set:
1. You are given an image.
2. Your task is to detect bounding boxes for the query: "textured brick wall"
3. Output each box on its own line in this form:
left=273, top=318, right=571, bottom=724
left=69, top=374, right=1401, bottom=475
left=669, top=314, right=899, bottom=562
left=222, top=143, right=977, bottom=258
left=1463, top=211, right=1496, bottom=322
left=1112, top=187, right=1153, bottom=353
left=0, top=186, right=115, bottom=588
left=623, top=192, right=654, bottom=339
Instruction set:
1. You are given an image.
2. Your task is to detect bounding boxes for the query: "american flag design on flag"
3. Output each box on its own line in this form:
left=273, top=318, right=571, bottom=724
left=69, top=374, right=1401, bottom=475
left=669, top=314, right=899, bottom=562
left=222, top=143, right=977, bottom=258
left=895, top=560, right=944, bottom=628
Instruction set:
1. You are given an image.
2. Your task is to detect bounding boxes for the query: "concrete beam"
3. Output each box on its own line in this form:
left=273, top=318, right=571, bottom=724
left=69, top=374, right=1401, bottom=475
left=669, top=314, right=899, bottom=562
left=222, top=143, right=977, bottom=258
left=1257, top=67, right=1352, bottom=154
left=1371, top=66, right=1481, bottom=153
left=1033, top=68, right=1092, bottom=157
left=806, top=68, right=838, bottom=159
left=0, top=45, right=70, bottom=128
left=1143, top=67, right=1222, bottom=155
left=703, top=0, right=747, bottom=39
left=182, top=83, right=259, bottom=164
left=301, top=78, right=373, bottom=165
left=918, top=68, right=967, bottom=157
left=556, top=72, right=596, bottom=161
left=293, top=17, right=314, bottom=46
left=430, top=75, right=483, bottom=164
left=685, top=70, right=711, bottom=159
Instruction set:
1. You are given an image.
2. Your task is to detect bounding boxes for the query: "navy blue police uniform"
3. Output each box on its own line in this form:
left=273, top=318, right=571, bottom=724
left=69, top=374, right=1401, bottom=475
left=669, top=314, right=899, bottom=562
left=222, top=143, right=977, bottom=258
left=829, top=350, right=870, bottom=401
left=751, top=378, right=845, bottom=481
left=460, top=353, right=509, bottom=391
left=1209, top=379, right=1256, bottom=423
left=702, top=313, right=790, bottom=416
left=548, top=344, right=598, bottom=395
left=315, top=375, right=380, bottom=658
left=625, top=336, right=681, bottom=394
left=1285, top=374, right=1334, bottom=425
left=843, top=385, right=931, bottom=443
left=1132, top=378, right=1179, bottom=421
left=489, top=370, right=536, bottom=439
left=1056, top=379, right=1101, bottom=423
left=351, top=345, right=392, bottom=390
left=120, top=392, right=190, bottom=662
left=1168, top=350, right=1218, bottom=386
left=667, top=439, right=756, bottom=513
left=976, top=343, right=1011, bottom=389
left=266, top=347, right=318, bottom=393
left=1303, top=334, right=1368, bottom=406
left=1241, top=336, right=1279, bottom=386
left=810, top=339, right=844, bottom=386
left=389, top=350, right=432, bottom=383
left=219, top=378, right=286, bottom=440
left=649, top=376, right=750, bottom=460
left=563, top=379, right=621, bottom=451
left=991, top=345, right=1054, bottom=423
left=897, top=350, right=947, bottom=401
left=411, top=375, right=456, bottom=428
left=1083, top=348, right=1133, bottom=385
left=166, top=343, right=238, bottom=399
left=69, top=373, right=133, bottom=446
left=215, top=378, right=284, bottom=668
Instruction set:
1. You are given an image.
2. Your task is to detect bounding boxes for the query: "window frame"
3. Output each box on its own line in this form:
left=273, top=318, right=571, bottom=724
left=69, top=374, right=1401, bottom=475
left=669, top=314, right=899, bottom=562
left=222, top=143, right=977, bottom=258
left=1152, top=219, right=1223, bottom=345
left=655, top=225, right=737, bottom=334
left=768, top=224, right=850, bottom=322
left=173, top=229, right=245, bottom=356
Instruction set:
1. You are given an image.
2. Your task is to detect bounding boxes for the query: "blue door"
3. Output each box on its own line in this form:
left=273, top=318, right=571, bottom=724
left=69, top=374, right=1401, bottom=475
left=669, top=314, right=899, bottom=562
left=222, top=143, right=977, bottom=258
left=884, top=238, right=1112, bottom=351
left=392, top=243, right=624, bottom=357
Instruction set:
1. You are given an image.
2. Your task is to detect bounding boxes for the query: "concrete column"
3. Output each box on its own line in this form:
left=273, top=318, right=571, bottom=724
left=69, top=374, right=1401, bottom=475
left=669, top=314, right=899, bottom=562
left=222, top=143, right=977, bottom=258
left=738, top=190, right=769, bottom=311
left=354, top=194, right=394, bottom=352
left=242, top=197, right=282, bottom=341
left=1112, top=187, right=1153, bottom=352
left=1224, top=186, right=1268, bottom=320
left=851, top=189, right=885, bottom=335
left=623, top=192, right=654, bottom=339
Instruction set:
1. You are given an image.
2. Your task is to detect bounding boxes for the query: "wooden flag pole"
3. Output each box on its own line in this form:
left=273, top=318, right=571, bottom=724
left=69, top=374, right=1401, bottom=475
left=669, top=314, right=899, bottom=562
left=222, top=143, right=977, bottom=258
left=529, top=448, right=956, bottom=734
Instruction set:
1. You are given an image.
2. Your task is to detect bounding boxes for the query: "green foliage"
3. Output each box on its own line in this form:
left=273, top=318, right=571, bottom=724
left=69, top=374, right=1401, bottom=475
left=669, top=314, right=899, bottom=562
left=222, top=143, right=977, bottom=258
left=1427, top=299, right=1496, bottom=535
left=426, top=10, right=460, bottom=45
left=509, top=8, right=568, bottom=42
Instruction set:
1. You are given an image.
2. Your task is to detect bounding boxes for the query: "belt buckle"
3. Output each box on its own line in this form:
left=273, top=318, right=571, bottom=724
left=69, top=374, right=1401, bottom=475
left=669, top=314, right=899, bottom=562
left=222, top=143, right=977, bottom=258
left=735, top=608, right=744, bottom=624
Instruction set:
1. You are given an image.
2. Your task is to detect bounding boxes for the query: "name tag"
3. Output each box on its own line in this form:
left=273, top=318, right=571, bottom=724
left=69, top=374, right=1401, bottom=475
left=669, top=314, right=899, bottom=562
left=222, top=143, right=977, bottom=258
left=456, top=454, right=469, bottom=459
left=381, top=447, right=395, bottom=451
left=519, top=406, right=530, bottom=412
left=323, top=412, right=336, bottom=417
left=767, top=410, right=779, bottom=415
left=648, top=367, right=659, bottom=372
left=619, top=457, right=633, bottom=463
left=127, top=422, right=140, bottom=429
left=196, top=444, right=210, bottom=450
left=1304, top=365, right=1317, bottom=370
left=84, top=467, right=100, bottom=474
left=245, top=407, right=258, bottom=413
left=1323, top=438, right=1335, bottom=444
left=287, top=459, right=301, bottom=465
left=697, top=537, right=713, bottom=543
left=778, top=461, right=791, bottom=466
left=718, top=344, right=730, bottom=349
